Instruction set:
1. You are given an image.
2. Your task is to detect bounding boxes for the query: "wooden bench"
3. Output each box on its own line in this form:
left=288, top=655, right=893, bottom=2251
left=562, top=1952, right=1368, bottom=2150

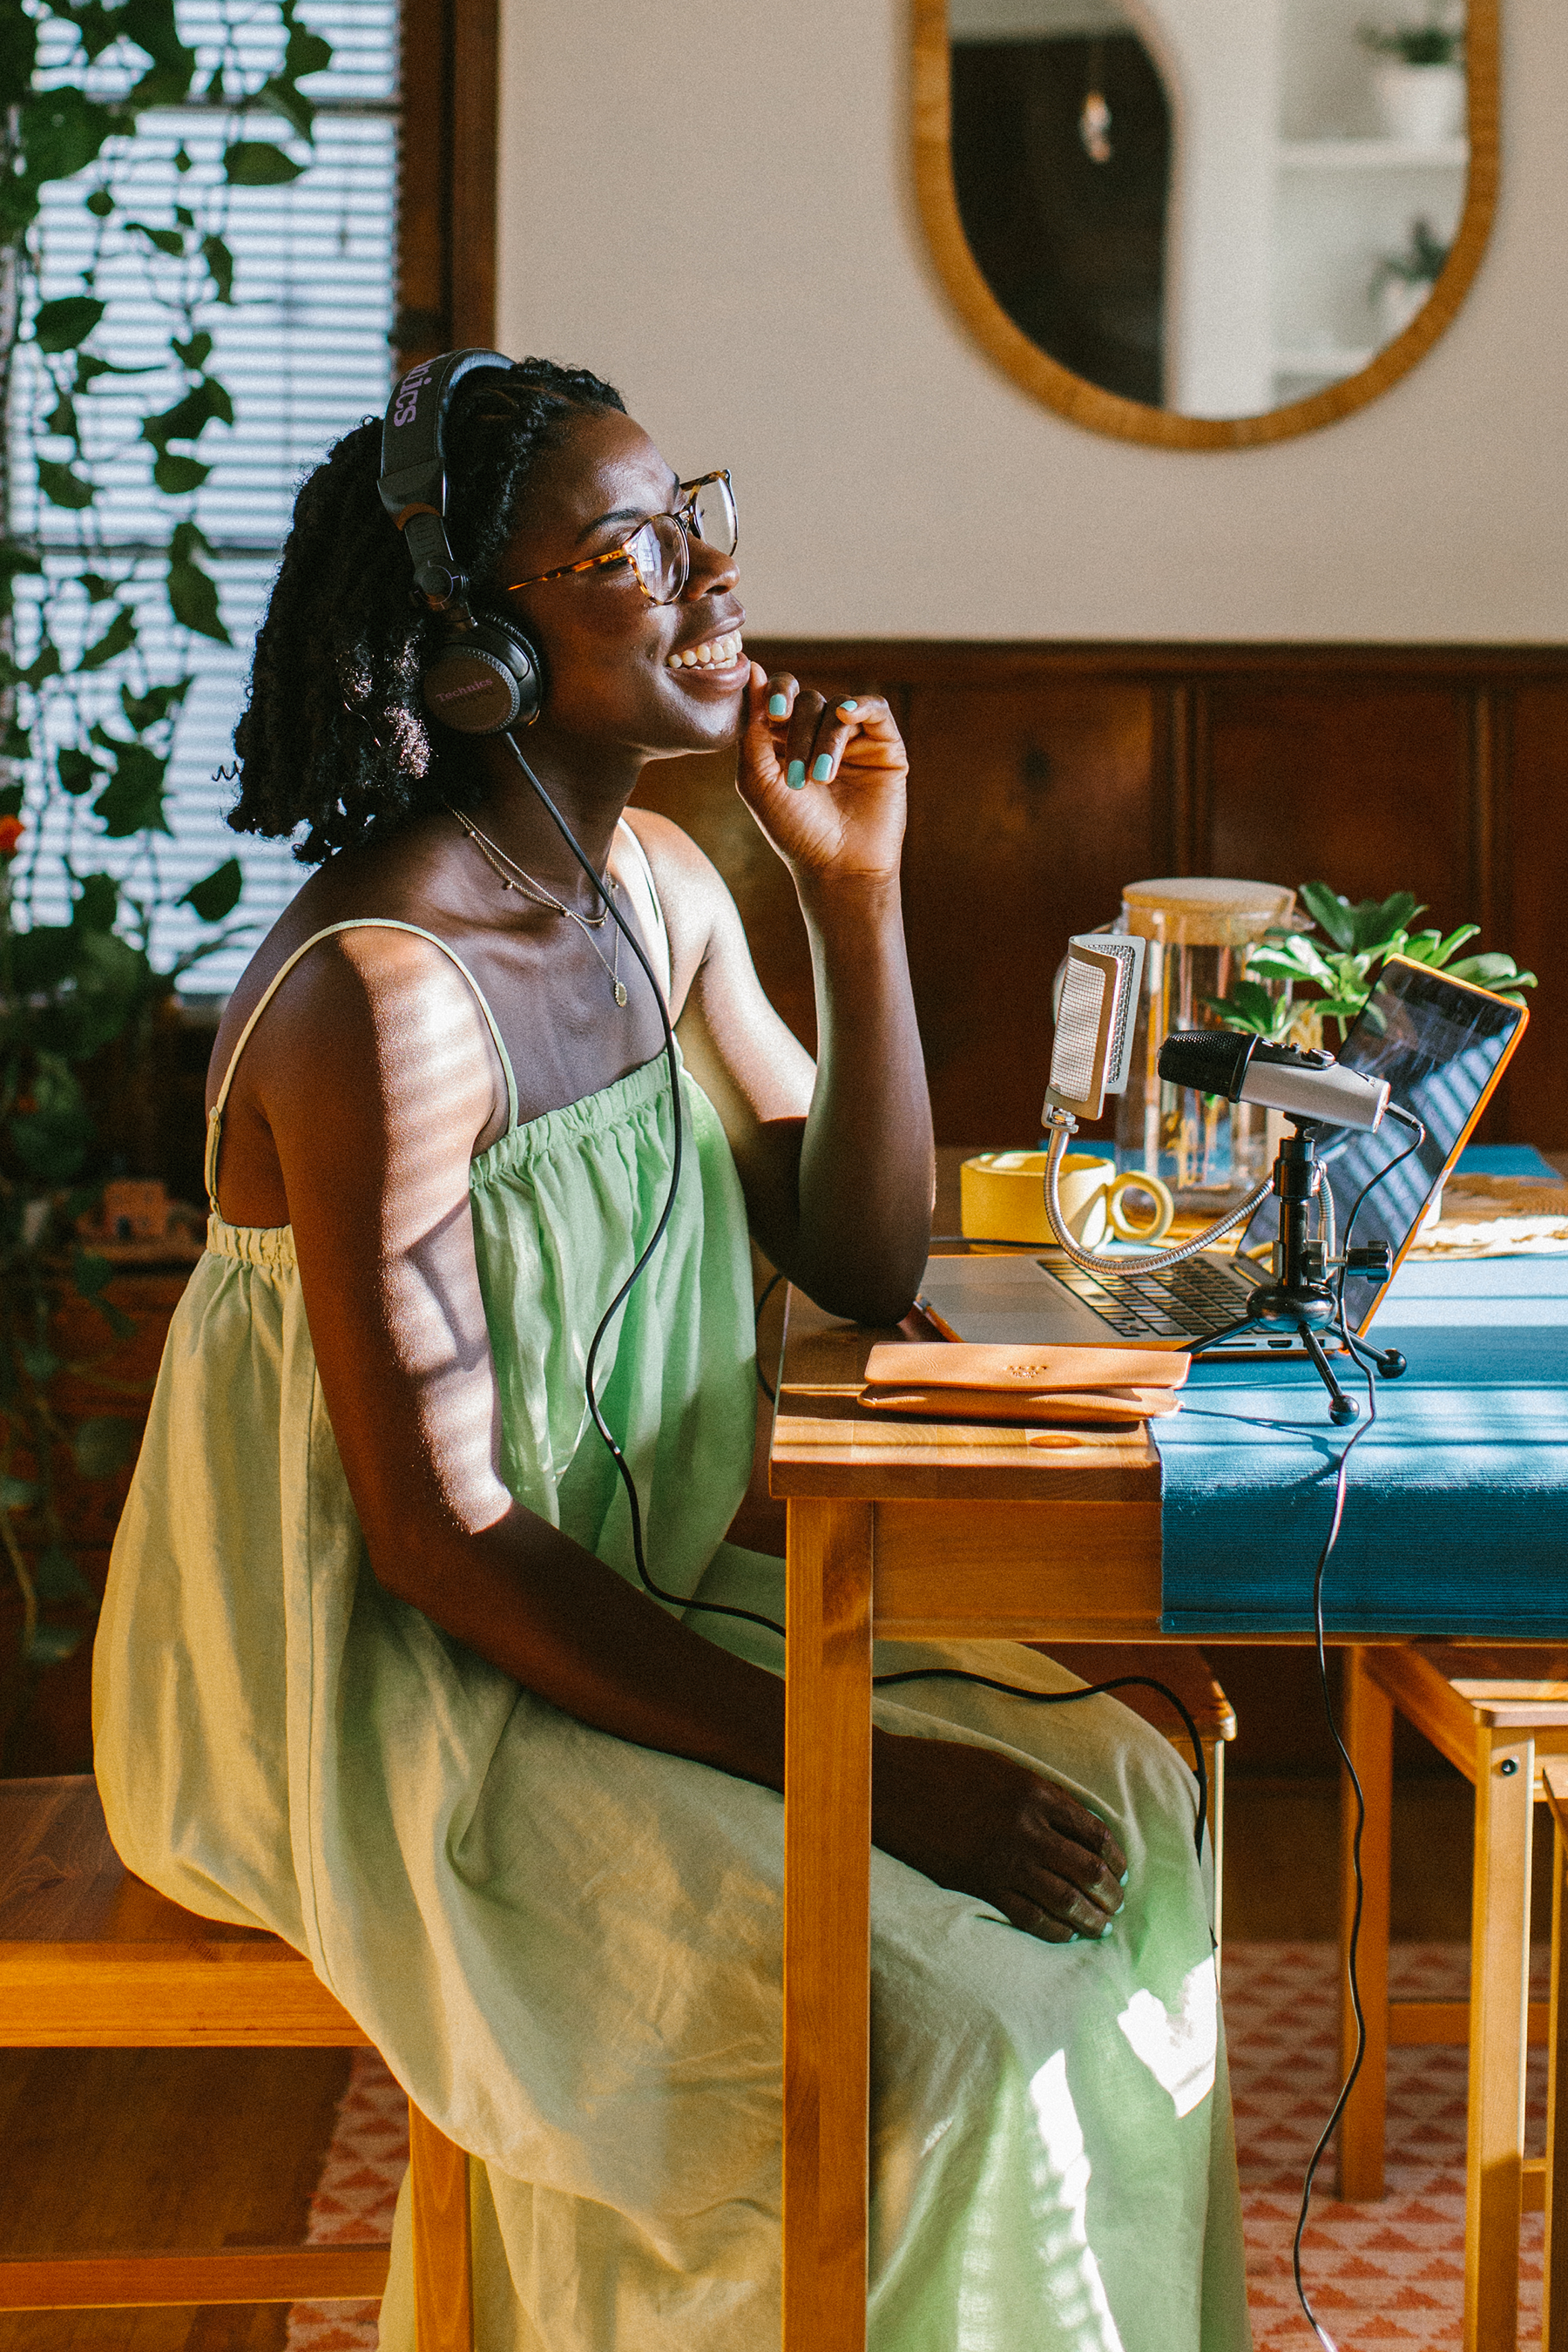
left=0, top=1775, right=473, bottom=2349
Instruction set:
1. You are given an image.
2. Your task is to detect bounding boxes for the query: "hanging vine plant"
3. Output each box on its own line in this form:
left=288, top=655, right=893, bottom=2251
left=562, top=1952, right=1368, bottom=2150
left=0, top=0, right=331, bottom=1751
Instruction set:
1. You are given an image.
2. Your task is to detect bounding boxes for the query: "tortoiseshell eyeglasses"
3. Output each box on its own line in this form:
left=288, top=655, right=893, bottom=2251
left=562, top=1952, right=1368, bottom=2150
left=505, top=471, right=737, bottom=608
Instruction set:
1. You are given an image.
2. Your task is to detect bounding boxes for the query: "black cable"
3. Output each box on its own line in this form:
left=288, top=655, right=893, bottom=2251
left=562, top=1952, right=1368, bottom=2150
left=503, top=735, right=1213, bottom=1929
left=1288, top=1103, right=1424, bottom=2352
left=868, top=1667, right=1208, bottom=1863
left=500, top=731, right=784, bottom=1646
left=754, top=1268, right=784, bottom=1402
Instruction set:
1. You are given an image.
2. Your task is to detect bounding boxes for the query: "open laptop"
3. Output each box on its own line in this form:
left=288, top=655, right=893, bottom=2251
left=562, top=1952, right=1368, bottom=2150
left=916, top=956, right=1530, bottom=1353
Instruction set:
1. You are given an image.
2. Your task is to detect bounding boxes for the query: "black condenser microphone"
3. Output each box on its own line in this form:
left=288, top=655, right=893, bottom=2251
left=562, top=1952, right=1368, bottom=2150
left=1158, top=1031, right=1390, bottom=1132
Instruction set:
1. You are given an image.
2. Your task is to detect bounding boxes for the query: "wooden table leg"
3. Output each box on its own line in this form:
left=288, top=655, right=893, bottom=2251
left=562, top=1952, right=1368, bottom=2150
left=1465, top=1728, right=1535, bottom=2352
left=409, top=2102, right=473, bottom=2352
left=783, top=1497, right=874, bottom=2352
left=1337, top=1646, right=1394, bottom=2200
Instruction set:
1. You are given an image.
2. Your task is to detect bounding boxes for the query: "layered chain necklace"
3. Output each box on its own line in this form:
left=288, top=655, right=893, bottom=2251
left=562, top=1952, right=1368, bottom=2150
left=447, top=805, right=627, bottom=1006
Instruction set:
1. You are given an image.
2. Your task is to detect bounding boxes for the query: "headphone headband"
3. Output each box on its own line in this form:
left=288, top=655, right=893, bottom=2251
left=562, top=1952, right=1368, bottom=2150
left=379, top=347, right=545, bottom=733
left=379, top=348, right=512, bottom=608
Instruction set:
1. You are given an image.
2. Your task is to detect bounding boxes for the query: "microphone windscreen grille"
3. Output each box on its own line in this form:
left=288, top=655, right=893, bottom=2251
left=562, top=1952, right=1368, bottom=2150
left=1050, top=957, right=1107, bottom=1103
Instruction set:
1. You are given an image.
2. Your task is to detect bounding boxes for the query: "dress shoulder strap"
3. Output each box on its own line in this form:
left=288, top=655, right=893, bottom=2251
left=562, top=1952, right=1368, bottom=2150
left=614, top=817, right=672, bottom=1007
left=204, top=919, right=519, bottom=1217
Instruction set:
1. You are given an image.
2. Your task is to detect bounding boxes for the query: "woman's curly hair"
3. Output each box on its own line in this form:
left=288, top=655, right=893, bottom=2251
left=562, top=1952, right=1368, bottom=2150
left=228, top=357, right=626, bottom=864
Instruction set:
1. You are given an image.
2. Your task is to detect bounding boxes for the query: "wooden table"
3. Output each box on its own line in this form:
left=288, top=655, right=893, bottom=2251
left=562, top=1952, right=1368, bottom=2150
left=770, top=1154, right=1568, bottom=2351
left=774, top=1284, right=1174, bottom=2351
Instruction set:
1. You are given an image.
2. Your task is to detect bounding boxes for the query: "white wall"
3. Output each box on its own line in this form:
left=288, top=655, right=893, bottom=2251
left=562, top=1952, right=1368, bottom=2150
left=496, top=0, right=1567, bottom=642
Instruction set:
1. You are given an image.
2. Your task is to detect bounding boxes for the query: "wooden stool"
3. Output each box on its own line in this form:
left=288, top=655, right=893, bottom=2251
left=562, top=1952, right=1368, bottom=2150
left=1335, top=1643, right=1568, bottom=2352
left=0, top=1775, right=472, bottom=2349
left=1038, top=1645, right=1236, bottom=1946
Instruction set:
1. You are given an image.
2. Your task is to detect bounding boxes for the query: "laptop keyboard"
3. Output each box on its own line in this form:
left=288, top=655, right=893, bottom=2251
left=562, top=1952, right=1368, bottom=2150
left=1044, top=1253, right=1255, bottom=1342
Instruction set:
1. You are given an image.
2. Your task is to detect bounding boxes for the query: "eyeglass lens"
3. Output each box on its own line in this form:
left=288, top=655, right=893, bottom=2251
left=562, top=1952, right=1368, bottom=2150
left=625, top=478, right=738, bottom=604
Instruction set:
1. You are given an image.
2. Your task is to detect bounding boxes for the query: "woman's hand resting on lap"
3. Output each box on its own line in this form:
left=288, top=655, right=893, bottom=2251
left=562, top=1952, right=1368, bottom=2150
left=873, top=1734, right=1128, bottom=1945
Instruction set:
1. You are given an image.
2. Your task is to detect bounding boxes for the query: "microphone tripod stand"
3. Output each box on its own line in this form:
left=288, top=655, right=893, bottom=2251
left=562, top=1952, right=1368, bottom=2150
left=1186, top=1124, right=1406, bottom=1424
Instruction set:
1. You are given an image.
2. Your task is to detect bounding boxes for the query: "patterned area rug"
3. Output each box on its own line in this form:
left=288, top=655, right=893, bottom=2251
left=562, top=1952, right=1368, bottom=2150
left=285, top=1942, right=1548, bottom=2350
left=1230, top=1942, right=1547, bottom=2350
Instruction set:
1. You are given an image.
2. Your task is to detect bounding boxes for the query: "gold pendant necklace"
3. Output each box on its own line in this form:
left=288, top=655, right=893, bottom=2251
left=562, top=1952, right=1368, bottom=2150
left=448, top=806, right=627, bottom=1007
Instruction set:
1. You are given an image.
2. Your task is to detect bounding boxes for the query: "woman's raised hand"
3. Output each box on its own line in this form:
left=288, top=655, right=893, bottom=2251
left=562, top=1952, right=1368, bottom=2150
left=737, top=663, right=909, bottom=889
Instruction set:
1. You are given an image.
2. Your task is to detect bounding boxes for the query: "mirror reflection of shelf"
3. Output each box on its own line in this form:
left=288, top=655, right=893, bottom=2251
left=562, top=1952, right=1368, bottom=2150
left=1273, top=346, right=1375, bottom=388
left=1278, top=138, right=1469, bottom=170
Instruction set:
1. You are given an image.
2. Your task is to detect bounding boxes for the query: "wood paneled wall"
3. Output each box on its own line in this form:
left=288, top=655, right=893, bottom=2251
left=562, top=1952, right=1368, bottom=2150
left=633, top=642, right=1568, bottom=1149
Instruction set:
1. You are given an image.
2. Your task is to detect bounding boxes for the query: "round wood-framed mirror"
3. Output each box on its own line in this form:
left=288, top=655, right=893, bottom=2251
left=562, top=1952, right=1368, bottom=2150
left=912, top=0, right=1497, bottom=448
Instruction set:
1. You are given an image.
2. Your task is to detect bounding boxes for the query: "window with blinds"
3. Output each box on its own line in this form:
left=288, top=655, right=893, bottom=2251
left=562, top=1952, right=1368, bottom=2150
left=10, top=2, right=399, bottom=994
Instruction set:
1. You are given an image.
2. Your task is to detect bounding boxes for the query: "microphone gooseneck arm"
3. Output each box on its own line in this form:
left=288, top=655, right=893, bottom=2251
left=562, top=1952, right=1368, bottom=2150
left=1041, top=1108, right=1273, bottom=1274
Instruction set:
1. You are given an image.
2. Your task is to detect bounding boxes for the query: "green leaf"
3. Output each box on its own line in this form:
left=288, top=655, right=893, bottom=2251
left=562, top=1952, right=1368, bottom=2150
left=282, top=4, right=335, bottom=83
left=174, top=144, right=193, bottom=173
left=1202, top=979, right=1294, bottom=1043
left=1349, top=891, right=1423, bottom=955
left=1297, top=883, right=1356, bottom=950
left=20, top=642, right=62, bottom=688
left=25, top=1624, right=84, bottom=1666
left=152, top=452, right=211, bottom=495
left=85, top=186, right=114, bottom=218
left=57, top=747, right=102, bottom=797
left=80, top=571, right=116, bottom=605
left=179, top=856, right=242, bottom=923
left=200, top=233, right=234, bottom=304
left=129, top=220, right=186, bottom=258
left=33, top=1546, right=96, bottom=1604
left=224, top=140, right=305, bottom=187
left=21, top=88, right=118, bottom=186
left=172, top=329, right=213, bottom=369
left=166, top=524, right=229, bottom=645
left=71, top=1249, right=114, bottom=1300
left=93, top=742, right=170, bottom=836
left=78, top=606, right=137, bottom=672
left=141, top=377, right=233, bottom=452
left=37, top=459, right=93, bottom=510
left=0, top=1475, right=37, bottom=1511
left=72, top=872, right=119, bottom=933
left=45, top=393, right=79, bottom=442
left=20, top=1342, right=58, bottom=1382
left=1447, top=952, right=1538, bottom=991
left=1, top=729, right=30, bottom=765
left=34, top=295, right=106, bottom=354
left=258, top=74, right=316, bottom=140
left=120, top=676, right=191, bottom=731
left=0, top=10, right=37, bottom=112
left=72, top=1416, right=137, bottom=1479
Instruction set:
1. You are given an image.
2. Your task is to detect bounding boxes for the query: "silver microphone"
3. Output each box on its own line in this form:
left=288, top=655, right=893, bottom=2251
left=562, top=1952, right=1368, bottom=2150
left=1156, top=1031, right=1389, bottom=1132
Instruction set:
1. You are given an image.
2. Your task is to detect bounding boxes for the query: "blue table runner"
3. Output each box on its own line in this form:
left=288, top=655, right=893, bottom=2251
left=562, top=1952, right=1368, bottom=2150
left=1152, top=1146, right=1568, bottom=1636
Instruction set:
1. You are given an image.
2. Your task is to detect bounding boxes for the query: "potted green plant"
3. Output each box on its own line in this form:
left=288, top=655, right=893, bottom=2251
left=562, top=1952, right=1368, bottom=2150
left=1369, top=217, right=1451, bottom=341
left=1360, top=11, right=1467, bottom=145
left=0, top=1, right=331, bottom=1764
left=1206, top=882, right=1535, bottom=1053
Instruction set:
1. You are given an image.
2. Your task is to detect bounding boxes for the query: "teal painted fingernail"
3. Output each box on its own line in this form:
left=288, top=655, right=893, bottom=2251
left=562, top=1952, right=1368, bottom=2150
left=786, top=759, right=806, bottom=788
left=837, top=697, right=859, bottom=713
left=811, top=754, right=834, bottom=782
left=768, top=692, right=788, bottom=717
left=1119, top=1869, right=1129, bottom=1887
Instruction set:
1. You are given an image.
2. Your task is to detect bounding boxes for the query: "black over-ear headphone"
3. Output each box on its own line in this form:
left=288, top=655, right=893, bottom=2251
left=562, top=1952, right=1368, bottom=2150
left=378, top=348, right=545, bottom=734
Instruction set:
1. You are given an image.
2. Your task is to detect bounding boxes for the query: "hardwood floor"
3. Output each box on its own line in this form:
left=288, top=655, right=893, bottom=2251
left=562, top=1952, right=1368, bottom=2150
left=0, top=2048, right=351, bottom=2352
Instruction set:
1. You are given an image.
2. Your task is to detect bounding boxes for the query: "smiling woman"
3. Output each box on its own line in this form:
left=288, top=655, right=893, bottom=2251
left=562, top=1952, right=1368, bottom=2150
left=88, top=353, right=1247, bottom=2352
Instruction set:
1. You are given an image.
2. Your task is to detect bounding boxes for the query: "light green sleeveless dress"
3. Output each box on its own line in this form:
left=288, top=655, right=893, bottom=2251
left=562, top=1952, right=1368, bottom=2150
left=92, top=861, right=1251, bottom=2352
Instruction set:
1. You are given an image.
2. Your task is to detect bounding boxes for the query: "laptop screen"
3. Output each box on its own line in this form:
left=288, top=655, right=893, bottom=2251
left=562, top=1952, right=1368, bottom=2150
left=1249, top=957, right=1527, bottom=1330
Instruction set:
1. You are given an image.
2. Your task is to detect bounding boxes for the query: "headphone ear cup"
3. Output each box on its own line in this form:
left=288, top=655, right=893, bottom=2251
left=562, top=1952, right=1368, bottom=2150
left=422, top=611, right=544, bottom=734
